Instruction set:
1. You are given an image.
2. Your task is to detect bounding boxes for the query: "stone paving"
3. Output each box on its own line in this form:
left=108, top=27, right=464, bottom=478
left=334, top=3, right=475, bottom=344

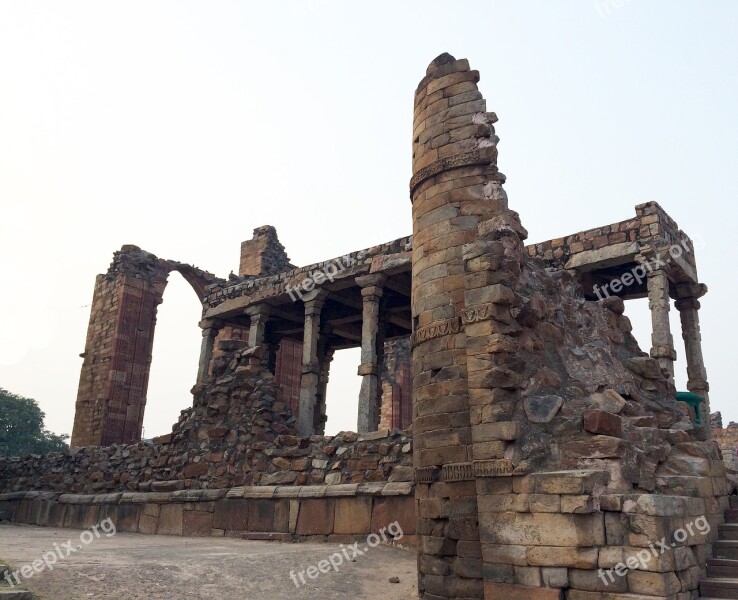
left=0, top=524, right=417, bottom=600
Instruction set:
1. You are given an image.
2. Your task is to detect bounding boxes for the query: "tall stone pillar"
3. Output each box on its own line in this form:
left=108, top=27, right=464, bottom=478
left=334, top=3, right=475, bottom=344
left=644, top=261, right=676, bottom=379
left=197, top=319, right=222, bottom=383
left=411, top=53, right=507, bottom=600
left=71, top=246, right=170, bottom=447
left=676, top=283, right=711, bottom=436
left=297, top=289, right=328, bottom=437
left=356, top=274, right=386, bottom=433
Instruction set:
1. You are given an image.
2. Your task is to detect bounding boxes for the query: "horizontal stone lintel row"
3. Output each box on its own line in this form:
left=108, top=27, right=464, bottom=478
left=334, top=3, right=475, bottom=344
left=0, top=482, right=414, bottom=505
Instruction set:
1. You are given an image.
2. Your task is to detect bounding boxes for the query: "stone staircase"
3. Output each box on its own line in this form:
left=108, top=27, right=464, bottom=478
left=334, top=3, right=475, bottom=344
left=702, top=497, right=738, bottom=599
left=0, top=562, right=34, bottom=599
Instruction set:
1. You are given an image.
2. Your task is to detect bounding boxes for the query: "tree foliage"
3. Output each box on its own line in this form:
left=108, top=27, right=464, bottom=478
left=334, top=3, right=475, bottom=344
left=0, top=388, right=69, bottom=457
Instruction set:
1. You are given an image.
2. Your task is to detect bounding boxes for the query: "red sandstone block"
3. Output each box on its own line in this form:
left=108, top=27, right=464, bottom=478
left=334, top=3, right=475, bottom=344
left=584, top=410, right=623, bottom=438
left=296, top=499, right=335, bottom=535
left=334, top=497, right=372, bottom=534
left=157, top=504, right=183, bottom=536
left=247, top=499, right=275, bottom=532
left=183, top=463, right=209, bottom=478
left=213, top=498, right=251, bottom=531
left=371, top=496, right=416, bottom=536
left=485, top=582, right=562, bottom=600
left=183, top=510, right=213, bottom=536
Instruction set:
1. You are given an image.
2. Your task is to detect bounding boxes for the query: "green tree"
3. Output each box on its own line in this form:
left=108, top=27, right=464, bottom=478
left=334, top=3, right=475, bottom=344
left=0, top=388, right=69, bottom=457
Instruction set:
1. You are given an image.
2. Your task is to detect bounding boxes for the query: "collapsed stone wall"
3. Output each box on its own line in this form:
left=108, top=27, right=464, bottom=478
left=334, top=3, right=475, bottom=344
left=410, top=53, right=730, bottom=600
left=0, top=342, right=412, bottom=494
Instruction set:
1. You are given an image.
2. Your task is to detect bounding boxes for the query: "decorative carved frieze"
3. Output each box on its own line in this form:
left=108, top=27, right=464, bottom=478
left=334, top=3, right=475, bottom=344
left=473, top=459, right=514, bottom=478
left=461, top=304, right=494, bottom=324
left=415, top=466, right=439, bottom=484
left=440, top=462, right=475, bottom=482
left=411, top=317, right=462, bottom=348
left=410, top=147, right=496, bottom=197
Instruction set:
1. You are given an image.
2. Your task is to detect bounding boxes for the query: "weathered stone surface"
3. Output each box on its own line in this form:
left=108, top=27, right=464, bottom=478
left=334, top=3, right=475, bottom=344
left=524, top=395, right=564, bottom=423
left=479, top=512, right=605, bottom=547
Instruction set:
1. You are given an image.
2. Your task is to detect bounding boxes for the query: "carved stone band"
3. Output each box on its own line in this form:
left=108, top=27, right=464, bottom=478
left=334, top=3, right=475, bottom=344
left=440, top=462, right=475, bottom=482
left=461, top=303, right=495, bottom=324
left=411, top=317, right=462, bottom=348
left=473, top=459, right=514, bottom=478
left=410, top=147, right=496, bottom=197
left=415, top=466, right=439, bottom=484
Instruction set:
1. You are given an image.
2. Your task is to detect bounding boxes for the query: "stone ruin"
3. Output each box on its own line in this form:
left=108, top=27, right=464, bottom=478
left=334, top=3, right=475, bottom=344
left=0, top=54, right=733, bottom=600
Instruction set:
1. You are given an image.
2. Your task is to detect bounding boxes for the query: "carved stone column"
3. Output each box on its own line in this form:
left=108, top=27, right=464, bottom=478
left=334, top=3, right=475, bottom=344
left=197, top=319, right=222, bottom=383
left=643, top=261, right=676, bottom=379
left=356, top=274, right=386, bottom=433
left=676, top=283, right=711, bottom=436
left=245, top=303, right=271, bottom=348
left=297, top=289, right=329, bottom=437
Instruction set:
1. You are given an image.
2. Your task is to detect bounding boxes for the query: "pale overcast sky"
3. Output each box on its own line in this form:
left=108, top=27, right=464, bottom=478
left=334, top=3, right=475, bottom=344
left=0, top=1, right=736, bottom=440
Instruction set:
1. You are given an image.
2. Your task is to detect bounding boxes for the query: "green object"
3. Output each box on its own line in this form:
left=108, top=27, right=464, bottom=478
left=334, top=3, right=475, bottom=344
left=676, top=391, right=704, bottom=426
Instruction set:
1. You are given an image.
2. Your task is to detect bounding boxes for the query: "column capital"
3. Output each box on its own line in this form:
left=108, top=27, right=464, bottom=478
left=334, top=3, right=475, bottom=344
left=687, top=378, right=709, bottom=392
left=358, top=362, right=379, bottom=376
left=636, top=249, right=672, bottom=278
left=199, top=318, right=223, bottom=331
left=302, top=289, right=329, bottom=313
left=675, top=282, right=708, bottom=301
left=675, top=297, right=700, bottom=312
left=650, top=345, right=677, bottom=361
left=356, top=273, right=387, bottom=289
left=244, top=303, right=272, bottom=318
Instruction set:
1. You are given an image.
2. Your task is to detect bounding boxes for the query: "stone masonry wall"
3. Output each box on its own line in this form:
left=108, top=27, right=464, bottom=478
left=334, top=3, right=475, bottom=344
left=239, top=225, right=294, bottom=277
left=380, top=337, right=413, bottom=430
left=0, top=483, right=416, bottom=545
left=1, top=340, right=413, bottom=494
left=525, top=201, right=697, bottom=272
left=409, top=54, right=729, bottom=600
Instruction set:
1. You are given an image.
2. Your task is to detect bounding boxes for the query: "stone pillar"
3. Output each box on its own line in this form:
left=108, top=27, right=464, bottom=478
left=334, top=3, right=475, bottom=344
left=356, top=274, right=386, bottom=433
left=643, top=261, right=676, bottom=379
left=245, top=304, right=271, bottom=348
left=297, top=289, right=328, bottom=437
left=197, top=319, right=222, bottom=383
left=316, top=346, right=334, bottom=435
left=676, top=283, right=711, bottom=436
left=411, top=53, right=502, bottom=600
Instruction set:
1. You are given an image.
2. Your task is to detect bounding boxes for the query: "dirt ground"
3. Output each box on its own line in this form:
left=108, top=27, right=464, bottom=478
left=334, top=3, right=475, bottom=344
left=0, top=523, right=418, bottom=599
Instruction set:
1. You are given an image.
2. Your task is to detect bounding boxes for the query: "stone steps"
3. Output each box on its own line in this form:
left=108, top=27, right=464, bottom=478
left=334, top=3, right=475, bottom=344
left=700, top=499, right=738, bottom=599
left=708, top=559, right=738, bottom=579
left=700, top=578, right=738, bottom=599
left=714, top=542, right=738, bottom=561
